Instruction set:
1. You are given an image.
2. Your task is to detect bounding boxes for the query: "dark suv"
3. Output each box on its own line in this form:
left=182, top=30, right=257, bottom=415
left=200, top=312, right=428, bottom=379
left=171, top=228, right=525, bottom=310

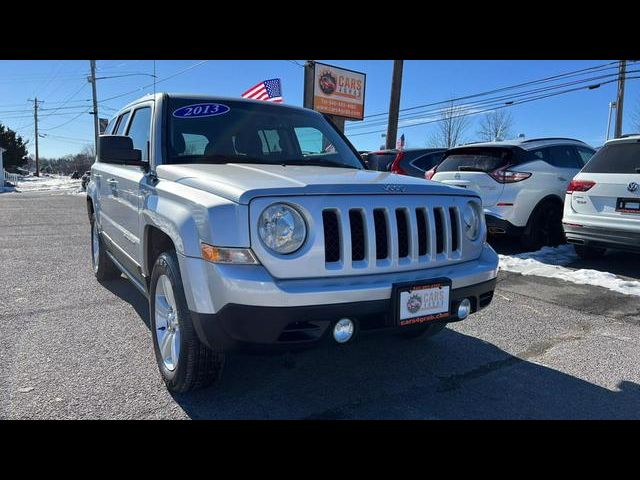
left=364, top=148, right=446, bottom=178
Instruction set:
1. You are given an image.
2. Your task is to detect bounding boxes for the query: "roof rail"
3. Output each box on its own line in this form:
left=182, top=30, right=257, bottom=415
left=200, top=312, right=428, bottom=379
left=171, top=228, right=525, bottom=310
left=520, top=137, right=586, bottom=144
left=619, top=133, right=640, bottom=138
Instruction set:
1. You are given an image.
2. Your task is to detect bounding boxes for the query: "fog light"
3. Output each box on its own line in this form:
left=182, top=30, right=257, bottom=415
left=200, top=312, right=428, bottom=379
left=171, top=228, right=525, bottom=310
left=457, top=298, right=472, bottom=319
left=333, top=318, right=355, bottom=343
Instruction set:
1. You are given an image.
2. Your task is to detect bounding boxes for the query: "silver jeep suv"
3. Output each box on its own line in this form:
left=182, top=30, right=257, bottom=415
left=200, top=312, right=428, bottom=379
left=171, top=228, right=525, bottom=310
left=87, top=93, right=499, bottom=392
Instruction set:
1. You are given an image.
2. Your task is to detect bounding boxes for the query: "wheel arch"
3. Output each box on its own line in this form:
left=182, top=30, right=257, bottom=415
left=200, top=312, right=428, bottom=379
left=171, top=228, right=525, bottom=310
left=526, top=194, right=565, bottom=226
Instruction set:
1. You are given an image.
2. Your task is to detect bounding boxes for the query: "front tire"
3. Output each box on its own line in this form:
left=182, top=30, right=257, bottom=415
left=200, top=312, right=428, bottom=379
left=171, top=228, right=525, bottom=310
left=574, top=244, right=606, bottom=260
left=90, top=214, right=120, bottom=281
left=149, top=250, right=225, bottom=393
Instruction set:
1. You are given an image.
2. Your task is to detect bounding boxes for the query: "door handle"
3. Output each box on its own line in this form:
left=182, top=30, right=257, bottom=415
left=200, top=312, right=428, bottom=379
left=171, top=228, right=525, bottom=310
left=107, top=178, right=118, bottom=184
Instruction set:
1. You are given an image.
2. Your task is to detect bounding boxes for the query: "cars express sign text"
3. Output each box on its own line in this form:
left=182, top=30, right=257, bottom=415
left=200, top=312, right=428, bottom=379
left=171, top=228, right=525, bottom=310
left=312, top=62, right=366, bottom=120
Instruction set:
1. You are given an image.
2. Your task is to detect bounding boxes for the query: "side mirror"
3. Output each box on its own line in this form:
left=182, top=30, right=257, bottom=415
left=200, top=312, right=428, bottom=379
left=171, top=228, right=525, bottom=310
left=99, top=135, right=143, bottom=166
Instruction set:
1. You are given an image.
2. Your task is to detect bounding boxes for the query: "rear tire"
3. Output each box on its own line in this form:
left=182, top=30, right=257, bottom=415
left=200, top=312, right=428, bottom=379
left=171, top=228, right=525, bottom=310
left=521, top=200, right=564, bottom=251
left=574, top=244, right=606, bottom=260
left=400, top=322, right=446, bottom=339
left=90, top=214, right=120, bottom=281
left=150, top=250, right=225, bottom=393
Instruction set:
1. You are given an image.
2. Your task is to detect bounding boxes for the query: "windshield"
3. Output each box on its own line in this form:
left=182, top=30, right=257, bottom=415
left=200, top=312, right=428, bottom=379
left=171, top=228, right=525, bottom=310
left=167, top=98, right=363, bottom=169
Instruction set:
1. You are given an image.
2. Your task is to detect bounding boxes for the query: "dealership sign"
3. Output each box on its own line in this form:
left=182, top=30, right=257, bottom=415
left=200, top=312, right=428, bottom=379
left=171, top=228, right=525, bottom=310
left=312, top=62, right=366, bottom=120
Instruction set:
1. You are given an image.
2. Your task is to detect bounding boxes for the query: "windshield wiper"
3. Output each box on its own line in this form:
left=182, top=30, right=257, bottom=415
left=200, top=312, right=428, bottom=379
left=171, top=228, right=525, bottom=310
left=279, top=159, right=361, bottom=170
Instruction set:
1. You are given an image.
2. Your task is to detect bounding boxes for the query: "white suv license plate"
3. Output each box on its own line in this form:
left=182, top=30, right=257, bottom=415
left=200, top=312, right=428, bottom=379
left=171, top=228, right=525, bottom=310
left=396, top=280, right=451, bottom=327
left=617, top=198, right=640, bottom=214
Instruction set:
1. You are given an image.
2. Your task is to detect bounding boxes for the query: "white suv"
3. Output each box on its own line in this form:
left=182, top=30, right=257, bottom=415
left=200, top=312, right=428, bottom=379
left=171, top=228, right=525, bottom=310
left=563, top=135, right=640, bottom=259
left=429, top=138, right=596, bottom=249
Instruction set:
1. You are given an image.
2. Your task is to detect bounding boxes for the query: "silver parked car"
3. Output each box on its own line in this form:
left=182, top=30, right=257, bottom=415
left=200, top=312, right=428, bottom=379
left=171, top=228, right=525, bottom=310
left=87, top=93, right=499, bottom=392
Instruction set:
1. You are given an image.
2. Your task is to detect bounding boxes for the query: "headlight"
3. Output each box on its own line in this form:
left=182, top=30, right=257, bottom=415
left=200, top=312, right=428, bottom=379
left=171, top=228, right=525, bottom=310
left=258, top=203, right=307, bottom=254
left=462, top=201, right=481, bottom=241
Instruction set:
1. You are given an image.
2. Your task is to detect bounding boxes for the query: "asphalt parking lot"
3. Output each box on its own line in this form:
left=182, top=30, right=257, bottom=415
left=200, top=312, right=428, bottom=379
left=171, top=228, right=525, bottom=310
left=1, top=192, right=639, bottom=419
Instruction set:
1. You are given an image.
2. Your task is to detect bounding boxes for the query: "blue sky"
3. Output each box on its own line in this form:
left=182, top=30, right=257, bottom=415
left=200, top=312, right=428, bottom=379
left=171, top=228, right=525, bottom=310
left=0, top=60, right=638, bottom=158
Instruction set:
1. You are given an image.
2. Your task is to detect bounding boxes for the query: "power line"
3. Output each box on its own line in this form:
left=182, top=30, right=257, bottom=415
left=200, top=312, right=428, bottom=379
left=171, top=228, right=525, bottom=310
left=361, top=61, right=626, bottom=121
left=39, top=82, right=89, bottom=122
left=41, top=109, right=91, bottom=131
left=347, top=69, right=640, bottom=132
left=347, top=77, right=639, bottom=138
left=98, top=60, right=210, bottom=104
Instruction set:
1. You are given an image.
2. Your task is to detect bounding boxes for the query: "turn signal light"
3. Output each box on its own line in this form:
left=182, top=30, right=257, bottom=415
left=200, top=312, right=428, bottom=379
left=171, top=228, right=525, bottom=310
left=201, top=243, right=259, bottom=264
left=567, top=180, right=595, bottom=193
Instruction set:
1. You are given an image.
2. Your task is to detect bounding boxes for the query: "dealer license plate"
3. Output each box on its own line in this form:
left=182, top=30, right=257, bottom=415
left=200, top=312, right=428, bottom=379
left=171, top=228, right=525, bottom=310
left=395, top=279, right=451, bottom=327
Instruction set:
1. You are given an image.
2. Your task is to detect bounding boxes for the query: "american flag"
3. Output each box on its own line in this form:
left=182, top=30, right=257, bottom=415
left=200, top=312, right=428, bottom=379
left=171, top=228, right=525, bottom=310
left=241, top=78, right=283, bottom=103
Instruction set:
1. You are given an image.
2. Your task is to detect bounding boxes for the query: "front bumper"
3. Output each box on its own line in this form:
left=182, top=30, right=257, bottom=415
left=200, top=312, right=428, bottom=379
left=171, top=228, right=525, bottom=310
left=191, top=278, right=497, bottom=351
left=177, top=244, right=499, bottom=314
left=564, top=223, right=640, bottom=253
left=485, top=213, right=525, bottom=236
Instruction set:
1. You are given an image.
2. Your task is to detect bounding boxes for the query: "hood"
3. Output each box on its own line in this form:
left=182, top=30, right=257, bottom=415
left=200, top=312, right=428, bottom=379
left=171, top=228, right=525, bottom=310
left=156, top=163, right=474, bottom=204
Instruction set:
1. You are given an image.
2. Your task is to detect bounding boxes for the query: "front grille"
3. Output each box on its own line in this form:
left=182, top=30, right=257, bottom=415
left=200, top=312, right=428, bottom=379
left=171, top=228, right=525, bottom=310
left=373, top=209, right=388, bottom=260
left=323, top=203, right=463, bottom=266
left=449, top=207, right=459, bottom=253
left=396, top=209, right=409, bottom=258
left=349, top=210, right=365, bottom=261
left=416, top=208, right=428, bottom=256
left=322, top=210, right=340, bottom=263
left=434, top=208, right=445, bottom=254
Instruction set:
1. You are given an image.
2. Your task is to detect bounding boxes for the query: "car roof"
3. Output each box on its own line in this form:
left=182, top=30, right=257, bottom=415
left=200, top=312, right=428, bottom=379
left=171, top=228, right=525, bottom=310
left=450, top=137, right=592, bottom=151
left=117, top=92, right=315, bottom=115
left=603, top=134, right=640, bottom=145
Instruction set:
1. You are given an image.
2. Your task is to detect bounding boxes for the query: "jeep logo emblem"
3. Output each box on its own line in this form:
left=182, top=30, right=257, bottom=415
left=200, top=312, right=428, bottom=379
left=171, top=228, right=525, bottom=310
left=628, top=182, right=639, bottom=193
left=383, top=185, right=406, bottom=193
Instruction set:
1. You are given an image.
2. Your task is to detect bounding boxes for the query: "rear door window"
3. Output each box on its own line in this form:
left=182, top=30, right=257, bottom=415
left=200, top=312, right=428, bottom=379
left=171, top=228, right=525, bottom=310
left=366, top=152, right=397, bottom=171
left=412, top=151, right=445, bottom=171
left=581, top=142, right=640, bottom=174
left=546, top=145, right=582, bottom=169
left=437, top=147, right=514, bottom=172
left=576, top=146, right=596, bottom=167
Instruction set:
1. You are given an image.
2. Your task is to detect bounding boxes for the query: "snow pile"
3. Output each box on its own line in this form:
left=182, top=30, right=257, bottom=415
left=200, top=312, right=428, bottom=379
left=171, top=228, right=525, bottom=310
left=13, top=175, right=85, bottom=195
left=499, top=245, right=640, bottom=297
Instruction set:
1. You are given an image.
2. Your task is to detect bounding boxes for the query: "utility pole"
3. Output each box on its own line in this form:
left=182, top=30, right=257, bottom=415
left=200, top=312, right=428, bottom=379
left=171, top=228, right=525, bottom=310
left=303, top=60, right=315, bottom=109
left=28, top=98, right=43, bottom=177
left=89, top=60, right=100, bottom=159
left=614, top=60, right=626, bottom=138
left=385, top=60, right=404, bottom=150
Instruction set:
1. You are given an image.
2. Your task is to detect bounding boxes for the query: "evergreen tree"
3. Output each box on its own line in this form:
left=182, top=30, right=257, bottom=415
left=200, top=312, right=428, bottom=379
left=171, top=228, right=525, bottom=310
left=0, top=123, right=30, bottom=170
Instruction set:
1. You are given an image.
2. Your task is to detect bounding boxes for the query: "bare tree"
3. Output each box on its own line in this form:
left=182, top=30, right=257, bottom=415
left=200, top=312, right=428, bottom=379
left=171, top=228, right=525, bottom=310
left=428, top=101, right=472, bottom=148
left=477, top=110, right=514, bottom=142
